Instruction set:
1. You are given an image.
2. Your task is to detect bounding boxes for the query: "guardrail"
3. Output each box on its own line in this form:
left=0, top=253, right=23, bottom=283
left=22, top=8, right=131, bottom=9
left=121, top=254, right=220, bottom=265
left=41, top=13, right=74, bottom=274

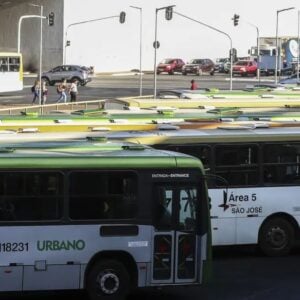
left=0, top=99, right=107, bottom=115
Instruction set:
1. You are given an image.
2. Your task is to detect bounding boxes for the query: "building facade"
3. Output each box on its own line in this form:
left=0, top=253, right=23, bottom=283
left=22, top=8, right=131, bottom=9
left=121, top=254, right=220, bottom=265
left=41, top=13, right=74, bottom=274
left=0, top=0, right=298, bottom=73
left=0, top=0, right=63, bottom=72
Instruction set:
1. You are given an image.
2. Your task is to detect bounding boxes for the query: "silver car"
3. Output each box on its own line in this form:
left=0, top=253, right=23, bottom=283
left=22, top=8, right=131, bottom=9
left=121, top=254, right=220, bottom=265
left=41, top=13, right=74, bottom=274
left=41, top=65, right=92, bottom=86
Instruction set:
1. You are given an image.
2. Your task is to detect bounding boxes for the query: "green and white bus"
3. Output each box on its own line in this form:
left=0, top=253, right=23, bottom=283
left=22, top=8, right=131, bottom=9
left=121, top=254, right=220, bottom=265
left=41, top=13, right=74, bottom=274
left=0, top=141, right=211, bottom=300
left=104, top=126, right=300, bottom=256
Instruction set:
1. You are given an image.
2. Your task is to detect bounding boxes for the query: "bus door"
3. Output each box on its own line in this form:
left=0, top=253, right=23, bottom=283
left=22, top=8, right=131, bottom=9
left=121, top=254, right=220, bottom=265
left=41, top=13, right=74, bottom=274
left=152, top=185, right=199, bottom=284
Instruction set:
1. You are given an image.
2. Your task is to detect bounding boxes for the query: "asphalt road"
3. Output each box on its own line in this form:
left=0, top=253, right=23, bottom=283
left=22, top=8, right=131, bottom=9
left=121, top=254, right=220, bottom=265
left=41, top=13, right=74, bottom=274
left=0, top=73, right=274, bottom=106
left=2, top=246, right=300, bottom=300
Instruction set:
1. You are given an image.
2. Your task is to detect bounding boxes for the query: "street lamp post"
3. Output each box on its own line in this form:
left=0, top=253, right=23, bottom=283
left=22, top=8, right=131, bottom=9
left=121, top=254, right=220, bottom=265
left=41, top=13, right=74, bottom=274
left=64, top=14, right=124, bottom=65
left=244, top=21, right=260, bottom=83
left=297, top=10, right=300, bottom=82
left=130, top=6, right=143, bottom=96
left=17, top=12, right=46, bottom=105
left=30, top=4, right=44, bottom=106
left=153, top=5, right=175, bottom=98
left=173, top=11, right=234, bottom=90
left=275, top=7, right=295, bottom=84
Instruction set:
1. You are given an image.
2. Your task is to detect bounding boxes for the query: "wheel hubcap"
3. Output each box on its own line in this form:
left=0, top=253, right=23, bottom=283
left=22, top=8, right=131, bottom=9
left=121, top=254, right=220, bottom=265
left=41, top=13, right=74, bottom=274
left=97, top=271, right=119, bottom=295
left=267, top=227, right=287, bottom=248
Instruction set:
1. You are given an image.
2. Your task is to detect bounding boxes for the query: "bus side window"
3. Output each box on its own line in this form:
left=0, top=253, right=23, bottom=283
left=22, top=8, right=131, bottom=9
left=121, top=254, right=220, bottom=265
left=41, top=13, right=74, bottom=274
left=263, top=143, right=300, bottom=185
left=9, top=57, right=20, bottom=72
left=0, top=172, right=62, bottom=221
left=0, top=199, right=16, bottom=221
left=0, top=58, right=8, bottom=72
left=215, top=145, right=259, bottom=187
left=69, top=171, right=138, bottom=220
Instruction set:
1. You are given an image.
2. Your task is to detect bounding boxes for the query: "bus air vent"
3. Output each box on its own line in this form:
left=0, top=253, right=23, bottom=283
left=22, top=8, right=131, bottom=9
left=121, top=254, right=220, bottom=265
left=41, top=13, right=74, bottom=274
left=220, top=118, right=234, bottom=122
left=122, top=145, right=146, bottom=151
left=260, top=94, right=274, bottom=98
left=54, top=119, right=73, bottom=124
left=256, top=117, right=271, bottom=121
left=109, top=119, right=129, bottom=124
left=211, top=95, right=227, bottom=99
left=0, top=147, right=15, bottom=153
left=90, top=127, right=111, bottom=132
left=254, top=123, right=269, bottom=129
left=18, top=128, right=39, bottom=133
left=158, top=124, right=179, bottom=130
left=218, top=125, right=254, bottom=130
left=86, top=136, right=107, bottom=142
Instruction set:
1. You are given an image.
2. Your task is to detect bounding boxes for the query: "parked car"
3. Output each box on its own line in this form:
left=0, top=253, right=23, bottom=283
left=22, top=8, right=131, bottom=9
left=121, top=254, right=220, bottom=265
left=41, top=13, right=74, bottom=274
left=41, top=65, right=93, bottom=86
left=232, top=60, right=257, bottom=76
left=215, top=58, right=230, bottom=73
left=224, top=62, right=231, bottom=73
left=182, top=59, right=215, bottom=75
left=279, top=73, right=300, bottom=85
left=156, top=58, right=185, bottom=75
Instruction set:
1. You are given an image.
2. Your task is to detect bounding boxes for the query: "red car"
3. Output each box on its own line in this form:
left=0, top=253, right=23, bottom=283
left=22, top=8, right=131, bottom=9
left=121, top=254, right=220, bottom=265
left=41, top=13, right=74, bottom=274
left=182, top=58, right=215, bottom=75
left=156, top=58, right=185, bottom=75
left=233, top=60, right=257, bottom=76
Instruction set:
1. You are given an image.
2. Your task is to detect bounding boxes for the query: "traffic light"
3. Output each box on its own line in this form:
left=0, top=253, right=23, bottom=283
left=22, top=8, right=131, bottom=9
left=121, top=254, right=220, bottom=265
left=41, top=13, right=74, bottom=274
left=48, top=12, right=55, bottom=26
left=233, top=14, right=239, bottom=26
left=119, top=11, right=126, bottom=24
left=66, top=40, right=71, bottom=47
left=165, top=6, right=173, bottom=20
left=229, top=48, right=237, bottom=62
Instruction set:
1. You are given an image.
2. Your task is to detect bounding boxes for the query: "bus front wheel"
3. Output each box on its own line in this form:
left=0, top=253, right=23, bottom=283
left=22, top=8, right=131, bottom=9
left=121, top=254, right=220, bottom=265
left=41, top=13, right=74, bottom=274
left=259, top=217, right=294, bottom=257
left=87, top=260, right=130, bottom=300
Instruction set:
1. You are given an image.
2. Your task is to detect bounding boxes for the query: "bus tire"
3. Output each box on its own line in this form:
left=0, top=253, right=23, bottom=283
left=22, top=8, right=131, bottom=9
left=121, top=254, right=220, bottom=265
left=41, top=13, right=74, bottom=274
left=259, top=218, right=294, bottom=257
left=87, top=260, right=130, bottom=300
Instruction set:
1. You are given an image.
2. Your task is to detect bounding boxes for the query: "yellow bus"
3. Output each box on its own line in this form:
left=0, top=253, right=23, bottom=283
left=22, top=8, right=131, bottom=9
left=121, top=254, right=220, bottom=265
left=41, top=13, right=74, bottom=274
left=0, top=52, right=23, bottom=93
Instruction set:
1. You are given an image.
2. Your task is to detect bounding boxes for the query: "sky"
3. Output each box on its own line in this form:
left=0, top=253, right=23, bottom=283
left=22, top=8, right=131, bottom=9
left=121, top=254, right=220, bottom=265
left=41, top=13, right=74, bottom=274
left=64, top=0, right=300, bottom=71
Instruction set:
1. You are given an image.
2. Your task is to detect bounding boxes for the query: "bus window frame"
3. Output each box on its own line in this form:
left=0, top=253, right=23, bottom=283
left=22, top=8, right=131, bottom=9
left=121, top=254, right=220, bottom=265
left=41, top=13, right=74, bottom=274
left=68, top=169, right=139, bottom=222
left=0, top=170, right=64, bottom=224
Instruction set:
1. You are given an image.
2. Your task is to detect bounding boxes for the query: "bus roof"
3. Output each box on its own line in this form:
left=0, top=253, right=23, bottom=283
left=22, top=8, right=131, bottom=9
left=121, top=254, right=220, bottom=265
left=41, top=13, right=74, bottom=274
left=2, top=125, right=300, bottom=145
left=0, top=141, right=203, bottom=170
left=104, top=126, right=300, bottom=145
left=0, top=52, right=22, bottom=57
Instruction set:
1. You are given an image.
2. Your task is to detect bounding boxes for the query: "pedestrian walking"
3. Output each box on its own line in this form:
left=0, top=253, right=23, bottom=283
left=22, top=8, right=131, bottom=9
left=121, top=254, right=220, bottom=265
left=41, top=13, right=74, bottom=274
left=56, top=79, right=68, bottom=103
left=41, top=80, right=48, bottom=105
left=69, top=79, right=78, bottom=102
left=31, top=79, right=40, bottom=104
left=190, top=79, right=198, bottom=90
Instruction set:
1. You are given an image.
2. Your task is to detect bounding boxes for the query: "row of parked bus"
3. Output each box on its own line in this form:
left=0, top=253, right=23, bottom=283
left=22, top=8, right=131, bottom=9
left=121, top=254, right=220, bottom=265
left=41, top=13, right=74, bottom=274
left=1, top=51, right=300, bottom=299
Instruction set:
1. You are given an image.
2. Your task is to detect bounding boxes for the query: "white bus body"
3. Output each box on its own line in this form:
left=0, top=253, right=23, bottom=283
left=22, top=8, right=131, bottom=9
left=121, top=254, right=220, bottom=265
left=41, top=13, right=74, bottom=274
left=102, top=126, right=300, bottom=256
left=0, top=52, right=23, bottom=93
